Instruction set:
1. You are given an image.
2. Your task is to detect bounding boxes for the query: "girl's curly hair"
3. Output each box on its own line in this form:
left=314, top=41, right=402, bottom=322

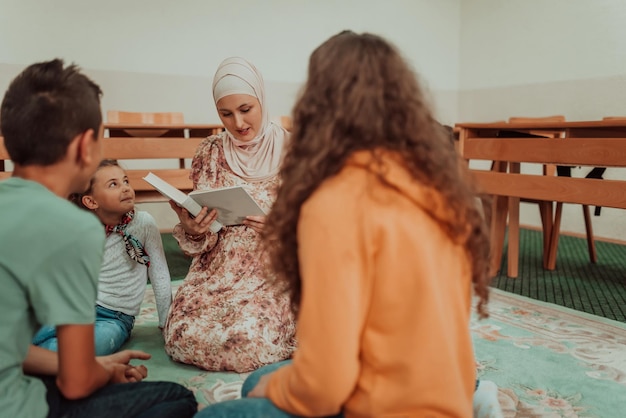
left=263, top=31, right=491, bottom=318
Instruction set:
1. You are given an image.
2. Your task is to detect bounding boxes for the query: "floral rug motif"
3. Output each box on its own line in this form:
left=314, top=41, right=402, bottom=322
left=127, top=284, right=626, bottom=416
left=473, top=288, right=626, bottom=417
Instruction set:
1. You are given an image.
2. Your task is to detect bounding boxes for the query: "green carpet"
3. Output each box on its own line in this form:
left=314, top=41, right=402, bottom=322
left=161, top=230, right=626, bottom=323
left=129, top=283, right=626, bottom=416
left=492, top=228, right=626, bottom=323
left=162, top=233, right=192, bottom=281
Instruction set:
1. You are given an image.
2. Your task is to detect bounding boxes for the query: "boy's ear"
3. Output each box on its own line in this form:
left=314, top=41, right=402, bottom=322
left=75, top=128, right=98, bottom=167
left=82, top=195, right=98, bottom=210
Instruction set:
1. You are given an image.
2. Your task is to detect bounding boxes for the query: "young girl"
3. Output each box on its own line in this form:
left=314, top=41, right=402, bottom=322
left=33, top=159, right=173, bottom=355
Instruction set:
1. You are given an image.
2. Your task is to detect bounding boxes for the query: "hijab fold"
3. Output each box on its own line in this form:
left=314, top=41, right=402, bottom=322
left=212, top=57, right=288, bottom=182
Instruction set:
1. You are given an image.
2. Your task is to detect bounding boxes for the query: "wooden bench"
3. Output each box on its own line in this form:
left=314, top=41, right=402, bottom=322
left=457, top=121, right=626, bottom=277
left=0, top=135, right=205, bottom=203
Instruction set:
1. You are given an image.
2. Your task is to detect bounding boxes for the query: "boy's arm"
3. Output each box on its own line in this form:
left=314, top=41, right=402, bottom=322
left=24, top=339, right=152, bottom=384
left=55, top=324, right=115, bottom=399
left=23, top=345, right=59, bottom=376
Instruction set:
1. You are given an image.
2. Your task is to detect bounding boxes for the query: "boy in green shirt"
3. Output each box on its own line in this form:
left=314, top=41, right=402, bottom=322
left=0, top=59, right=197, bottom=418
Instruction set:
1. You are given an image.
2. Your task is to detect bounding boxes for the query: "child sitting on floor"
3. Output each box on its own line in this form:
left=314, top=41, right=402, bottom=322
left=33, top=159, right=173, bottom=355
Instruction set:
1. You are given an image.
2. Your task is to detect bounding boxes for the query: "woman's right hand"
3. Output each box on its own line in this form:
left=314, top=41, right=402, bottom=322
left=169, top=200, right=218, bottom=236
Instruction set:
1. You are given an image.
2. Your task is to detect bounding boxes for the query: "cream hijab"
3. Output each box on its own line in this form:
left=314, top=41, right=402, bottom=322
left=212, top=57, right=288, bottom=182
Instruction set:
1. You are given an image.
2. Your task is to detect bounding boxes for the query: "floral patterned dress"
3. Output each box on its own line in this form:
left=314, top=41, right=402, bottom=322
left=163, top=133, right=296, bottom=372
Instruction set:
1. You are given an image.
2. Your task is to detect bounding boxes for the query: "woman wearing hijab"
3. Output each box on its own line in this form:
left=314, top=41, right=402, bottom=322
left=162, top=57, right=296, bottom=373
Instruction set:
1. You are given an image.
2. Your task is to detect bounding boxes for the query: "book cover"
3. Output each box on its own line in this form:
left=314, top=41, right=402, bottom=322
left=142, top=172, right=265, bottom=230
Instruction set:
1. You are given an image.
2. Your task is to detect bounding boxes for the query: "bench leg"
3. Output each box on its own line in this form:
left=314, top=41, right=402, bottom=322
left=489, top=194, right=508, bottom=277
left=547, top=202, right=563, bottom=270
left=538, top=201, right=553, bottom=269
left=582, top=205, right=598, bottom=263
left=507, top=196, right=520, bottom=278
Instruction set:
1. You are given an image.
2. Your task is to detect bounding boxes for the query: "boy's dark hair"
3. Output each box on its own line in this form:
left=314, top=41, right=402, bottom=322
left=69, top=159, right=120, bottom=210
left=0, top=58, right=103, bottom=166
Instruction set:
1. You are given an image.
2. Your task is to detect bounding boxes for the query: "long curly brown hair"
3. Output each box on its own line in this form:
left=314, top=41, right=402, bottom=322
left=263, top=31, right=491, bottom=318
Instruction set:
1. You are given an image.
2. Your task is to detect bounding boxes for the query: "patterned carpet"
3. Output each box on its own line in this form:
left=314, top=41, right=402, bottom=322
left=474, top=289, right=625, bottom=417
left=126, top=284, right=626, bottom=417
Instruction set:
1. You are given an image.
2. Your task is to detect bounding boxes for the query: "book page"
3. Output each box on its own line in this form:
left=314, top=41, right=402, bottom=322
left=189, top=187, right=266, bottom=226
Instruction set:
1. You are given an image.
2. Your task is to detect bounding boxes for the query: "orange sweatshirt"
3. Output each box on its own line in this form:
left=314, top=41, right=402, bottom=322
left=266, top=151, right=476, bottom=417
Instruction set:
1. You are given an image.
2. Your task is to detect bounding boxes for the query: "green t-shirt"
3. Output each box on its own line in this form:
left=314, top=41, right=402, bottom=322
left=0, top=177, right=104, bottom=418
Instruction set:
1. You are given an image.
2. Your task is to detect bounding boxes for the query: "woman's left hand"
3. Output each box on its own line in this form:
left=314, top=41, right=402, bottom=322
left=247, top=372, right=273, bottom=398
left=243, top=215, right=265, bottom=234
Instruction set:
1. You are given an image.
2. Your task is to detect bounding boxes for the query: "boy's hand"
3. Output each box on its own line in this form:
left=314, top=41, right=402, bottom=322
left=122, top=364, right=148, bottom=382
left=97, top=350, right=151, bottom=383
left=97, top=349, right=151, bottom=367
left=106, top=363, right=146, bottom=384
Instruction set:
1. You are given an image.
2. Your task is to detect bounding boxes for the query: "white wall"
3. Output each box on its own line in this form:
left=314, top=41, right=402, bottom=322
left=0, top=0, right=461, bottom=123
left=459, top=0, right=626, bottom=89
left=458, top=0, right=626, bottom=122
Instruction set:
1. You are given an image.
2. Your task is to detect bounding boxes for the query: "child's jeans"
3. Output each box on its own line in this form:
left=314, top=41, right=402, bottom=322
left=32, top=305, right=134, bottom=355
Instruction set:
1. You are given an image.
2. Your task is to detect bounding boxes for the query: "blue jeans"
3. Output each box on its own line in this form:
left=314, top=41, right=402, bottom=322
left=41, top=375, right=197, bottom=418
left=33, top=305, right=135, bottom=356
left=195, top=360, right=344, bottom=418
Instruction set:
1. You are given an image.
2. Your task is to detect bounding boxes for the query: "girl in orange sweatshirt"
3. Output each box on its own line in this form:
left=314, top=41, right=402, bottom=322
left=196, top=30, right=499, bottom=418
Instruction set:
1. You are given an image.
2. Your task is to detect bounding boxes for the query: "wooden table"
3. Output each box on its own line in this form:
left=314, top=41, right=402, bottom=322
left=104, top=123, right=225, bottom=170
left=104, top=123, right=224, bottom=138
left=0, top=124, right=226, bottom=181
left=455, top=119, right=626, bottom=277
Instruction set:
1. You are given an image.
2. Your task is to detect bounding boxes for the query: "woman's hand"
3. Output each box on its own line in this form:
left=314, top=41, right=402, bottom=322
left=243, top=215, right=265, bottom=234
left=247, top=372, right=273, bottom=398
left=169, top=201, right=218, bottom=236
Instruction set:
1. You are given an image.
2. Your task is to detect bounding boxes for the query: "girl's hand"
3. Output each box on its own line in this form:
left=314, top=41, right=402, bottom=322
left=243, top=215, right=265, bottom=234
left=169, top=201, right=218, bottom=236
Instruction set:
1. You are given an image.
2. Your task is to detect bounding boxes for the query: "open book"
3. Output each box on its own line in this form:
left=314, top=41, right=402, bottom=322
left=143, top=172, right=266, bottom=233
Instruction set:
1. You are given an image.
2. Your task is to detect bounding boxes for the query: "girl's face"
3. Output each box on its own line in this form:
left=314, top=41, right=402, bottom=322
left=84, top=165, right=135, bottom=217
left=216, top=94, right=263, bottom=142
